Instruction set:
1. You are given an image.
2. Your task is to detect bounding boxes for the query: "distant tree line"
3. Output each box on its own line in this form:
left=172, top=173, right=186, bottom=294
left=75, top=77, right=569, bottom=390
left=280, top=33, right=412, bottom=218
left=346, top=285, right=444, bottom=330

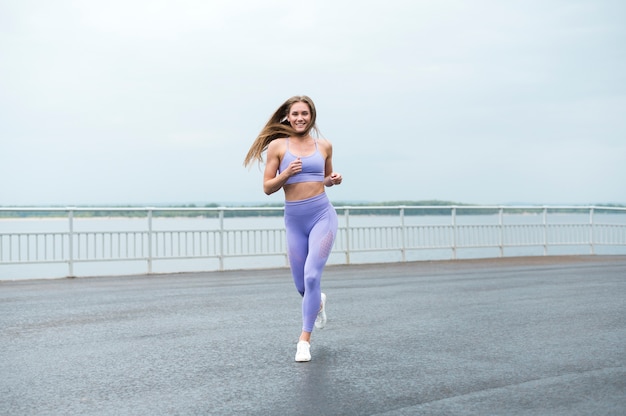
left=1, top=201, right=624, bottom=219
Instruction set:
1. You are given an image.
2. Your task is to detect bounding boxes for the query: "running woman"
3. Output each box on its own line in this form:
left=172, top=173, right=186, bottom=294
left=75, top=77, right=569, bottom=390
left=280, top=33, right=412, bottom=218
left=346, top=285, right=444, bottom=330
left=244, top=95, right=342, bottom=362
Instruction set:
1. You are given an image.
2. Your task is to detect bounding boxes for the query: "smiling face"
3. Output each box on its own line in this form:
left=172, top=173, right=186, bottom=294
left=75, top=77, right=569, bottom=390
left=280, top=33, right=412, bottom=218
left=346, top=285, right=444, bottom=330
left=286, top=101, right=312, bottom=135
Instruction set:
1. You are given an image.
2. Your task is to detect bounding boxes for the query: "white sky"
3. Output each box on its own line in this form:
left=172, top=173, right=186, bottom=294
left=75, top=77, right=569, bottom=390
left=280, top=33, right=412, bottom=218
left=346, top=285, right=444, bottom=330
left=1, top=0, right=625, bottom=206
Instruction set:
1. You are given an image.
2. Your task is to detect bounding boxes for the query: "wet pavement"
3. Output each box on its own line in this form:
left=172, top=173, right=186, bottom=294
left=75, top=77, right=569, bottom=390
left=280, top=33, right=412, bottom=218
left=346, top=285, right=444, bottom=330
left=1, top=255, right=625, bottom=415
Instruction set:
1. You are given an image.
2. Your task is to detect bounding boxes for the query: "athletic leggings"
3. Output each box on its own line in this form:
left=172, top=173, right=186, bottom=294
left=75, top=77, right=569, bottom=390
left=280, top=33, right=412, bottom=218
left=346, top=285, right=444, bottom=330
left=284, top=192, right=338, bottom=332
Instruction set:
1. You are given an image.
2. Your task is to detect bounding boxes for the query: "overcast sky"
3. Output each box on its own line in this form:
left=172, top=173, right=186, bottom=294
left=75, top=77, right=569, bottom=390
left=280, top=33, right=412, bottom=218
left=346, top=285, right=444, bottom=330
left=1, top=0, right=624, bottom=206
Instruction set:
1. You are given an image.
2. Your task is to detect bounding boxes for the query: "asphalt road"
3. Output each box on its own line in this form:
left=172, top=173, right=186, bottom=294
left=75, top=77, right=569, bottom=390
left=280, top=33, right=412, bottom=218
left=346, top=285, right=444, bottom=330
left=1, top=255, right=625, bottom=415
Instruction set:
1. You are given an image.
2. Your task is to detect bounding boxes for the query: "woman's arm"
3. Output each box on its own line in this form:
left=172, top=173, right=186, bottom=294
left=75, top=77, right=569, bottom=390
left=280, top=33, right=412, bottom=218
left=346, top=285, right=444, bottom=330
left=321, top=139, right=342, bottom=187
left=263, top=140, right=302, bottom=195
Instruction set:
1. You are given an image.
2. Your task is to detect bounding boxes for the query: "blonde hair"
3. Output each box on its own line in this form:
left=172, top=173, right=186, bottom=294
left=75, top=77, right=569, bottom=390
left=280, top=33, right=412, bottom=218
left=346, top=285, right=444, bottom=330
left=244, top=95, right=319, bottom=167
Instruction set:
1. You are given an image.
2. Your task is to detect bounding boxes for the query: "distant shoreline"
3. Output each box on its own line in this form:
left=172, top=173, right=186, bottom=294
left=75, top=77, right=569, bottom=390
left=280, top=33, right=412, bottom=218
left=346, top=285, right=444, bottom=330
left=1, top=201, right=624, bottom=219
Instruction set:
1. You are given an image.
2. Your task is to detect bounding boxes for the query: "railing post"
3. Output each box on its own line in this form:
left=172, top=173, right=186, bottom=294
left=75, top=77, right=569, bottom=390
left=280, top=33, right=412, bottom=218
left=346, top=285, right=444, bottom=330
left=499, top=207, right=504, bottom=257
left=68, top=208, right=75, bottom=277
left=451, top=207, right=457, bottom=260
left=147, top=209, right=153, bottom=274
left=219, top=209, right=224, bottom=271
left=344, top=209, right=351, bottom=265
left=589, top=207, right=595, bottom=255
left=543, top=207, right=548, bottom=256
left=400, top=207, right=406, bottom=262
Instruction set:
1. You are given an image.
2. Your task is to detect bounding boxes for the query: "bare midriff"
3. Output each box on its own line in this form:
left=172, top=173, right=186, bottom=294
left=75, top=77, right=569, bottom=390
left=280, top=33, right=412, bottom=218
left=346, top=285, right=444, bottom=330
left=283, top=182, right=325, bottom=202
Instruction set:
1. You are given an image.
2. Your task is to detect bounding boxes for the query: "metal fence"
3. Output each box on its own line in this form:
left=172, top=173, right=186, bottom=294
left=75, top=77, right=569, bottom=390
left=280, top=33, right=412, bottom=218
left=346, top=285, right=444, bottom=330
left=1, top=205, right=625, bottom=278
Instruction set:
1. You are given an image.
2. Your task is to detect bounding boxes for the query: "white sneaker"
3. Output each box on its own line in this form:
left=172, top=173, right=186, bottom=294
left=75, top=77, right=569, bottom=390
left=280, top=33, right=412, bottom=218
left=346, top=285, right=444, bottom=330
left=315, top=293, right=327, bottom=329
left=295, top=341, right=311, bottom=362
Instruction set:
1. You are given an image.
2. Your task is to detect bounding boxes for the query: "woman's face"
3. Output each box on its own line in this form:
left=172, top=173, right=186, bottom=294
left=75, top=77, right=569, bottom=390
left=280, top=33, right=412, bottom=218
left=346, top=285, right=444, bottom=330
left=287, top=101, right=312, bottom=135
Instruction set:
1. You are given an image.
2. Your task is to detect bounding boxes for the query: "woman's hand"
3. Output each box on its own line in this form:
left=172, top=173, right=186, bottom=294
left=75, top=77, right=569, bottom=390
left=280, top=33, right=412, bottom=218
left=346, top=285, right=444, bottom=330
left=327, top=172, right=342, bottom=186
left=287, top=157, right=302, bottom=177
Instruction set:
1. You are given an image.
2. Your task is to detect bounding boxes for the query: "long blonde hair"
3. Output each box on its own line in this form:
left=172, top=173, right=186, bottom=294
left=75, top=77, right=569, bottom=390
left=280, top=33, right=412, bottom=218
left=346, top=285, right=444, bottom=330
left=243, top=95, right=319, bottom=167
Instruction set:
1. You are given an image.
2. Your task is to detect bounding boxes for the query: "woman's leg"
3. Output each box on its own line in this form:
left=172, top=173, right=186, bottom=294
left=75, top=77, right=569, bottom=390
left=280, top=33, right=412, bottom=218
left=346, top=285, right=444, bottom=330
left=285, top=212, right=308, bottom=296
left=285, top=216, right=314, bottom=343
left=300, top=205, right=338, bottom=333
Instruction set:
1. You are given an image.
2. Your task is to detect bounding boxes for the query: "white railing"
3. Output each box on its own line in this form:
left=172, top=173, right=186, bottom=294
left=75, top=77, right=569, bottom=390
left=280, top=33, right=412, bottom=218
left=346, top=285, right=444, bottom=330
left=1, top=205, right=625, bottom=278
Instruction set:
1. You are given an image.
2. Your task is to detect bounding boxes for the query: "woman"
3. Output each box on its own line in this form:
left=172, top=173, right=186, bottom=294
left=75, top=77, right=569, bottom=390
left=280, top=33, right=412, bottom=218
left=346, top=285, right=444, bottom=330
left=244, top=95, right=342, bottom=362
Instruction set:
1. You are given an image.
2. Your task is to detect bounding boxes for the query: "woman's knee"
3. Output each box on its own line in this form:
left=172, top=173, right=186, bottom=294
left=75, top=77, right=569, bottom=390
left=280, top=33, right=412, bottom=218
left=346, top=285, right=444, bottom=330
left=303, top=273, right=320, bottom=290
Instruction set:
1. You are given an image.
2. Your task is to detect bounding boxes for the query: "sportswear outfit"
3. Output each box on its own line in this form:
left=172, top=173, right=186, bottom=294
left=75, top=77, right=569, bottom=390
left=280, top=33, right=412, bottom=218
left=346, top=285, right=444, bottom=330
left=279, top=139, right=338, bottom=340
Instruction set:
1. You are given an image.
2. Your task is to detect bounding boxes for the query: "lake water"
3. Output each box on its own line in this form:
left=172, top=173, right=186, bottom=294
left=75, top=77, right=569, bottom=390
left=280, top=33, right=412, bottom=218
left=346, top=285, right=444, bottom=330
left=1, top=213, right=625, bottom=280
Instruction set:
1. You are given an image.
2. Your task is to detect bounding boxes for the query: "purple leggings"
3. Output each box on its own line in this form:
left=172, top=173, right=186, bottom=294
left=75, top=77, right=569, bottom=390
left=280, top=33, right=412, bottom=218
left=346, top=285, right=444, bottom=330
left=284, top=192, right=338, bottom=332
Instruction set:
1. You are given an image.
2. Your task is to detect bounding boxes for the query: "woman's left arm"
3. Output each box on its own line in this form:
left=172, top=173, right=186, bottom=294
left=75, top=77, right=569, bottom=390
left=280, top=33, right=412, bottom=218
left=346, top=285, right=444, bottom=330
left=322, top=139, right=342, bottom=187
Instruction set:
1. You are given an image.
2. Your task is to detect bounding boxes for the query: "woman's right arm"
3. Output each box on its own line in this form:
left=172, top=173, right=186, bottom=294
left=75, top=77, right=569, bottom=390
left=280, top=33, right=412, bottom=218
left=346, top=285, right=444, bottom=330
left=263, top=140, right=300, bottom=195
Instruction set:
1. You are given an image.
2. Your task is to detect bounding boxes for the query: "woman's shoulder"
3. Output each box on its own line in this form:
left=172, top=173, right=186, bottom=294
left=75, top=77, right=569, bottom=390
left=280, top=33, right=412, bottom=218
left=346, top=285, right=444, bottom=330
left=317, top=137, right=333, bottom=151
left=266, top=138, right=287, bottom=160
left=267, top=137, right=287, bottom=151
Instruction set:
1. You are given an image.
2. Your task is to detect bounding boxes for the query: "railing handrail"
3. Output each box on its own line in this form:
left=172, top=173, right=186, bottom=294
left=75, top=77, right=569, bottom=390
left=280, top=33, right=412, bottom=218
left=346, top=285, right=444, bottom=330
left=1, top=205, right=625, bottom=213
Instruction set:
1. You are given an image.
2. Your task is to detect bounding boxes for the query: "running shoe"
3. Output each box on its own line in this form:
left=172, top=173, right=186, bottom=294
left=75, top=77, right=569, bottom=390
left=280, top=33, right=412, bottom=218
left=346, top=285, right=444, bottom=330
left=295, top=341, right=311, bottom=362
left=315, top=292, right=327, bottom=329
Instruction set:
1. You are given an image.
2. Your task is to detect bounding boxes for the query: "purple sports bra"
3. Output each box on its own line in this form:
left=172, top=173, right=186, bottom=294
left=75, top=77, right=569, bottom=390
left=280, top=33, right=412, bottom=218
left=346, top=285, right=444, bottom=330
left=279, top=139, right=325, bottom=185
